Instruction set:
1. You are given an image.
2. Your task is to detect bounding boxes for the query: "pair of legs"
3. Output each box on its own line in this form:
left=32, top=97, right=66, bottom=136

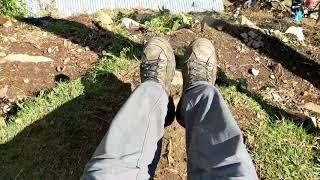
left=82, top=38, right=258, bottom=179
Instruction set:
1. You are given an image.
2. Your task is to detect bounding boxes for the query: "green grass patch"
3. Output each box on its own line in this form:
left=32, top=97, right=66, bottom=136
left=0, top=0, right=26, bottom=17
left=247, top=121, right=320, bottom=179
left=218, top=85, right=267, bottom=118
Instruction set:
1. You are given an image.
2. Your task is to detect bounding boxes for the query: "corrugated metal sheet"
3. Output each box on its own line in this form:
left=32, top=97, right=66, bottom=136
left=25, top=0, right=224, bottom=17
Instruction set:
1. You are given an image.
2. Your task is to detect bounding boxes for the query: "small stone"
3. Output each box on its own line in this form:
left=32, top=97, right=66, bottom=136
left=250, top=68, right=259, bottom=76
left=216, top=25, right=223, bottom=31
left=15, top=118, right=23, bottom=124
left=240, top=15, right=261, bottom=30
left=42, top=32, right=48, bottom=37
left=85, top=46, right=90, bottom=51
left=252, top=41, right=262, bottom=49
left=77, top=48, right=83, bottom=53
left=302, top=102, right=320, bottom=114
left=270, top=74, right=275, bottom=79
left=3, top=20, right=13, bottom=28
left=240, top=33, right=248, bottom=40
left=63, top=40, right=71, bottom=47
left=48, top=47, right=53, bottom=53
left=23, top=79, right=30, bottom=83
left=310, top=117, right=317, bottom=128
left=254, top=57, right=260, bottom=62
left=300, top=91, right=308, bottom=96
left=282, top=37, right=289, bottom=43
left=63, top=57, right=70, bottom=64
left=248, top=30, right=258, bottom=39
left=56, top=65, right=65, bottom=72
left=0, top=52, right=6, bottom=57
left=271, top=92, right=282, bottom=102
left=3, top=104, right=11, bottom=114
left=235, top=46, right=241, bottom=52
left=0, top=54, right=54, bottom=63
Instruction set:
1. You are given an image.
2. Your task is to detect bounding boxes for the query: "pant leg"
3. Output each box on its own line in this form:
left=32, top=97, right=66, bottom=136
left=181, top=81, right=258, bottom=180
left=82, top=81, right=168, bottom=180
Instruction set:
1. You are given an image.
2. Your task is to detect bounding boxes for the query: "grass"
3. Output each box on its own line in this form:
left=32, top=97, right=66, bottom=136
left=0, top=0, right=26, bottom=17
left=247, top=121, right=320, bottom=179
left=217, top=82, right=320, bottom=179
left=113, top=8, right=193, bottom=35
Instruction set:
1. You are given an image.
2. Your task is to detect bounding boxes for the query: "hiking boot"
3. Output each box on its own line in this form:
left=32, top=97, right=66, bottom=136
left=140, top=37, right=176, bottom=95
left=182, top=38, right=217, bottom=89
left=177, top=38, right=217, bottom=127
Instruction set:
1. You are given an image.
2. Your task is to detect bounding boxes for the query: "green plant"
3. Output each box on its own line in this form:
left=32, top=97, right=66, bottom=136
left=143, top=9, right=193, bottom=34
left=0, top=0, right=26, bottom=17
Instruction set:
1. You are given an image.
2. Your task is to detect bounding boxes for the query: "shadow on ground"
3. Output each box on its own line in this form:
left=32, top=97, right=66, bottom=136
left=202, top=15, right=320, bottom=89
left=0, top=16, right=140, bottom=179
left=0, top=72, right=132, bottom=179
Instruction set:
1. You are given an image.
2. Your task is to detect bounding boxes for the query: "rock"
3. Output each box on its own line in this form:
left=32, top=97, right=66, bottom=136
left=3, top=20, right=12, bottom=28
left=271, top=92, right=282, bottom=102
left=42, top=32, right=48, bottom=37
left=56, top=65, right=65, bottom=72
left=0, top=52, right=6, bottom=57
left=0, top=85, right=8, bottom=98
left=3, top=104, right=11, bottom=114
left=63, top=40, right=72, bottom=47
left=23, top=79, right=30, bottom=83
left=250, top=68, right=259, bottom=76
left=254, top=57, right=260, bottom=62
left=63, top=57, right=70, bottom=64
left=270, top=74, right=275, bottom=79
left=285, top=26, right=304, bottom=42
left=47, top=47, right=53, bottom=53
left=0, top=54, right=54, bottom=63
left=95, top=11, right=113, bottom=31
left=224, top=0, right=234, bottom=7
left=77, top=48, right=83, bottom=53
left=216, top=25, right=223, bottom=31
left=301, top=102, right=320, bottom=114
left=282, top=37, right=289, bottom=43
left=240, top=15, right=261, bottom=30
left=252, top=41, right=263, bottom=49
left=310, top=116, right=318, bottom=128
left=300, top=91, right=308, bottom=96
left=85, top=46, right=90, bottom=51
left=15, top=118, right=23, bottom=124
left=240, top=33, right=248, bottom=40
left=248, top=30, right=258, bottom=38
left=121, top=18, right=143, bottom=30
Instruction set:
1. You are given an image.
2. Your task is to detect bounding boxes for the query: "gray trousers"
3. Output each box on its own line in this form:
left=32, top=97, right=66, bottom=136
left=81, top=81, right=258, bottom=180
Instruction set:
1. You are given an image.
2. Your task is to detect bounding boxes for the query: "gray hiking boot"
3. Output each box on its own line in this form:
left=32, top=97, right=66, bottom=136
left=182, top=38, right=217, bottom=89
left=140, top=37, right=176, bottom=95
left=177, top=38, right=217, bottom=127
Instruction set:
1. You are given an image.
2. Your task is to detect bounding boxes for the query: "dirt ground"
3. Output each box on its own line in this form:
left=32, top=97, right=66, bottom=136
left=0, top=7, right=320, bottom=179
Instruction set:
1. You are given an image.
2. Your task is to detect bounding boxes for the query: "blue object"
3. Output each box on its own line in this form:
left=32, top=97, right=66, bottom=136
left=295, top=10, right=303, bottom=22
